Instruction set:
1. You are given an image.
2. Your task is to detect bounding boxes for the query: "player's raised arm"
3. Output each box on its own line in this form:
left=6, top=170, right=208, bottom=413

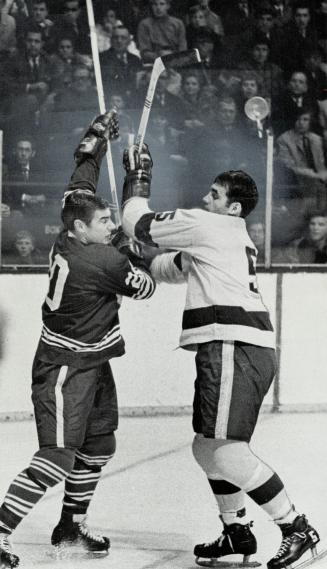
left=121, top=143, right=200, bottom=253
left=63, top=110, right=119, bottom=201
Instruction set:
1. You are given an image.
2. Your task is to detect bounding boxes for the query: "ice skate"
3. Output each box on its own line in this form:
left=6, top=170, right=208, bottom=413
left=267, top=514, right=320, bottom=569
left=194, top=520, right=261, bottom=567
left=0, top=533, right=19, bottom=568
left=51, top=514, right=110, bottom=556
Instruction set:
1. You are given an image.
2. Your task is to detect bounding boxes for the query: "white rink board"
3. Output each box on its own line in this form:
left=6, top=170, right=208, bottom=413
left=279, top=273, right=327, bottom=404
left=0, top=271, right=326, bottom=415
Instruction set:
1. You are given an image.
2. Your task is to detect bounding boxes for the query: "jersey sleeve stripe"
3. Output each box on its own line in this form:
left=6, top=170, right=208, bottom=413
left=134, top=213, right=158, bottom=246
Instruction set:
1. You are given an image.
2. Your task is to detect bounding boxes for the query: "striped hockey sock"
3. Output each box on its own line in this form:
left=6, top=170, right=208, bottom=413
left=62, top=450, right=114, bottom=515
left=0, top=450, right=72, bottom=533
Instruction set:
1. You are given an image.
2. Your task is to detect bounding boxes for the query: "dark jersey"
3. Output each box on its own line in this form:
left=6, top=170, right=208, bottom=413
left=35, top=230, right=155, bottom=368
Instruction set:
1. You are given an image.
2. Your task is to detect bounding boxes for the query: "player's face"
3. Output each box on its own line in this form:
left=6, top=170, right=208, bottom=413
left=83, top=208, right=116, bottom=244
left=308, top=216, right=327, bottom=242
left=203, top=184, right=234, bottom=214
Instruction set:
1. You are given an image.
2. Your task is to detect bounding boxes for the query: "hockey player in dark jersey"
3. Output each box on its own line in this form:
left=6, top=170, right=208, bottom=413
left=0, top=112, right=155, bottom=568
left=120, top=144, right=320, bottom=569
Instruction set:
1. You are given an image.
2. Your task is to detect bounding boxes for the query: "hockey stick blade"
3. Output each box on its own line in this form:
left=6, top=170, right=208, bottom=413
left=161, top=48, right=201, bottom=69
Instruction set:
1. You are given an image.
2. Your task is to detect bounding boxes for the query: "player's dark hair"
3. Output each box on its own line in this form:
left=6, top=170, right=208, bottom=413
left=61, top=191, right=109, bottom=230
left=214, top=170, right=259, bottom=218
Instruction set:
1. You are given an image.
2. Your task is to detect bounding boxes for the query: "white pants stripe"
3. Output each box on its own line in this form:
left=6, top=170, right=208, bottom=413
left=55, top=365, right=68, bottom=447
left=214, top=341, right=235, bottom=439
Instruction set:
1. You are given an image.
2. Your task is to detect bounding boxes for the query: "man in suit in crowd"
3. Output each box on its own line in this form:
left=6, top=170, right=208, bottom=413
left=276, top=108, right=327, bottom=214
left=100, top=25, right=143, bottom=103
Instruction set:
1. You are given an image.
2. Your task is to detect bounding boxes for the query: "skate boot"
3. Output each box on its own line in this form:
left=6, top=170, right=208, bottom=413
left=267, top=514, right=320, bottom=569
left=0, top=532, right=19, bottom=568
left=194, top=517, right=260, bottom=567
left=51, top=514, right=110, bottom=555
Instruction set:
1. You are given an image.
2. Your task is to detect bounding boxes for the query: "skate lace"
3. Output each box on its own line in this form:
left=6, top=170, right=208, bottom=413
left=0, top=534, right=13, bottom=554
left=274, top=532, right=306, bottom=559
left=78, top=521, right=105, bottom=543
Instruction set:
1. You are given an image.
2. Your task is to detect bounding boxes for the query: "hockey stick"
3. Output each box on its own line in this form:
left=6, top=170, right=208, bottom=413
left=85, top=0, right=121, bottom=226
left=135, top=49, right=201, bottom=151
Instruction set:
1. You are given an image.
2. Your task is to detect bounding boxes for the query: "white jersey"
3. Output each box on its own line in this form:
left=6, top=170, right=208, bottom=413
left=122, top=198, right=275, bottom=350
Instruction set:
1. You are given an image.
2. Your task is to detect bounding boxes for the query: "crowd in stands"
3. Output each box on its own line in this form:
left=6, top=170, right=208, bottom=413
left=0, top=0, right=326, bottom=265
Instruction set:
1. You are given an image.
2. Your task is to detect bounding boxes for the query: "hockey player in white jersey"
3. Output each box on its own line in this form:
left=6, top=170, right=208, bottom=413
left=120, top=144, right=321, bottom=569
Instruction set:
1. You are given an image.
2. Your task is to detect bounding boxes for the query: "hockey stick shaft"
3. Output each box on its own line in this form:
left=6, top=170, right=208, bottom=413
left=85, top=0, right=121, bottom=226
left=135, top=49, right=201, bottom=151
left=135, top=58, right=164, bottom=151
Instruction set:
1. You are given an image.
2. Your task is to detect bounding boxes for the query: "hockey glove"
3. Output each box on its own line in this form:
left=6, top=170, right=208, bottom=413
left=111, top=225, right=144, bottom=263
left=121, top=143, right=153, bottom=206
left=74, top=109, right=119, bottom=164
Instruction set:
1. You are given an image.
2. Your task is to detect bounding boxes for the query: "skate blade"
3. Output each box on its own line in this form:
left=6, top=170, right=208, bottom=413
left=195, top=556, right=261, bottom=568
left=52, top=544, right=109, bottom=560
left=288, top=539, right=327, bottom=569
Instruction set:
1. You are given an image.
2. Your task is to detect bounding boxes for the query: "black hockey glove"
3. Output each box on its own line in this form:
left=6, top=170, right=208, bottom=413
left=74, top=109, right=119, bottom=164
left=111, top=226, right=144, bottom=263
left=121, top=143, right=153, bottom=207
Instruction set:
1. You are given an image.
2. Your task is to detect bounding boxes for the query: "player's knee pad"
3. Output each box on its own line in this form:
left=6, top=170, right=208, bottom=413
left=193, top=435, right=274, bottom=491
left=27, top=447, right=75, bottom=489
left=192, top=434, right=231, bottom=478
left=76, top=432, right=116, bottom=471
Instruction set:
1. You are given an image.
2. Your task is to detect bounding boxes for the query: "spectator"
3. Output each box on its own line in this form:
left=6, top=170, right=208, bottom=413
left=272, top=70, right=319, bottom=136
left=17, top=0, right=55, bottom=53
left=237, top=38, right=284, bottom=101
left=240, top=5, right=284, bottom=65
left=178, top=71, right=206, bottom=131
left=221, top=0, right=255, bottom=37
left=271, top=0, right=292, bottom=28
left=48, top=36, right=84, bottom=90
left=189, top=26, right=224, bottom=84
left=100, top=25, right=142, bottom=102
left=3, top=136, right=45, bottom=209
left=302, top=46, right=327, bottom=101
left=315, top=0, right=327, bottom=49
left=95, top=5, right=123, bottom=52
left=137, top=0, right=187, bottom=64
left=52, top=0, right=91, bottom=55
left=113, top=0, right=148, bottom=40
left=186, top=0, right=224, bottom=38
left=186, top=4, right=208, bottom=47
left=247, top=218, right=265, bottom=263
left=281, top=1, right=317, bottom=73
left=51, top=65, right=98, bottom=114
left=4, top=229, right=46, bottom=265
left=6, top=25, right=52, bottom=107
left=40, top=65, right=100, bottom=141
left=276, top=108, right=327, bottom=213
left=0, top=0, right=17, bottom=58
left=287, top=210, right=327, bottom=263
left=95, top=5, right=140, bottom=57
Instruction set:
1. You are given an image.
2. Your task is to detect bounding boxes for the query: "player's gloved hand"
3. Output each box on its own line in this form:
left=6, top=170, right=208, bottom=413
left=123, top=143, right=153, bottom=173
left=111, top=226, right=144, bottom=262
left=121, top=143, right=153, bottom=206
left=74, top=109, right=119, bottom=164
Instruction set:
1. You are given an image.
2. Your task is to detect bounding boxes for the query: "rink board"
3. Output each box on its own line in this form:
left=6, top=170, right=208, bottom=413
left=0, top=272, right=327, bottom=416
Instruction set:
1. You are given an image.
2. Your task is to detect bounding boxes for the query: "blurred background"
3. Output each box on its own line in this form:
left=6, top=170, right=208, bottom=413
left=0, top=0, right=326, bottom=267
